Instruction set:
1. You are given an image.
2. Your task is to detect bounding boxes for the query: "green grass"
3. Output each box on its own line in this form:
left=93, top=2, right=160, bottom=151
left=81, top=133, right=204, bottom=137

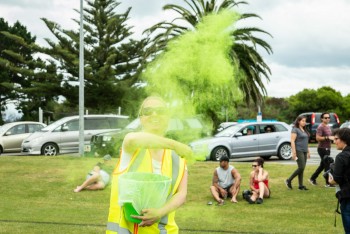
left=0, top=156, right=344, bottom=234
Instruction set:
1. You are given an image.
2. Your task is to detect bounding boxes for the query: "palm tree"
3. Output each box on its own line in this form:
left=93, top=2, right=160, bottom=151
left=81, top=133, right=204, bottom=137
left=144, top=0, right=272, bottom=105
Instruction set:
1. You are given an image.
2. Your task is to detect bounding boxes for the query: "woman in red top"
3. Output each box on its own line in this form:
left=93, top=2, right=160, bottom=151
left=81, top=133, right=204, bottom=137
left=246, top=158, right=270, bottom=204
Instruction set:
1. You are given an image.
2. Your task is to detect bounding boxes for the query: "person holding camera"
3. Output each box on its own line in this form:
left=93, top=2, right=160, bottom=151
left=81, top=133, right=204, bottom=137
left=328, top=128, right=350, bottom=233
left=245, top=158, right=270, bottom=204
left=285, top=115, right=310, bottom=190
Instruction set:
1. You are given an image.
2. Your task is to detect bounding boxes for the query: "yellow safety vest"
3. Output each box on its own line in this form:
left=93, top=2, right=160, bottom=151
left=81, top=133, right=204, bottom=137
left=106, top=149, right=186, bottom=234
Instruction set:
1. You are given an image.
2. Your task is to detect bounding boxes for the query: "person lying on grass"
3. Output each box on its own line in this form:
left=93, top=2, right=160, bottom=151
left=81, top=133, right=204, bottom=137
left=74, top=154, right=114, bottom=192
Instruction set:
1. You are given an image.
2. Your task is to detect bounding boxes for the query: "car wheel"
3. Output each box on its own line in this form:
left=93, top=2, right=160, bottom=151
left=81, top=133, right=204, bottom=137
left=278, top=143, right=292, bottom=160
left=262, top=156, right=272, bottom=160
left=211, top=146, right=229, bottom=161
left=0, top=146, right=3, bottom=155
left=41, top=143, right=58, bottom=156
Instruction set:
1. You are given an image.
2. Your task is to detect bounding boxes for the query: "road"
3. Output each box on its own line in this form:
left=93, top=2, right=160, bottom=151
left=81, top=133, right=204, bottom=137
left=1, top=147, right=341, bottom=165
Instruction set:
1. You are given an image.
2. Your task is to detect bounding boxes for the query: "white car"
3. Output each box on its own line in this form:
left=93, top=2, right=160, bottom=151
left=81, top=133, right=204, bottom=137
left=22, top=115, right=129, bottom=156
left=190, top=121, right=292, bottom=161
left=0, top=121, right=46, bottom=154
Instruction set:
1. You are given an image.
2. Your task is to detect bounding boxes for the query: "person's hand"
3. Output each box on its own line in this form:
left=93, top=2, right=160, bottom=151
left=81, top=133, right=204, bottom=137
left=307, top=152, right=310, bottom=159
left=328, top=136, right=335, bottom=141
left=220, top=188, right=228, bottom=198
left=175, top=143, right=193, bottom=159
left=132, top=208, right=161, bottom=227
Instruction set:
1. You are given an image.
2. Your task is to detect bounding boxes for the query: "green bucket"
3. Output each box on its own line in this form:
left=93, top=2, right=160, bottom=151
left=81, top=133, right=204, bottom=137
left=118, top=172, right=172, bottom=223
left=123, top=202, right=142, bottom=224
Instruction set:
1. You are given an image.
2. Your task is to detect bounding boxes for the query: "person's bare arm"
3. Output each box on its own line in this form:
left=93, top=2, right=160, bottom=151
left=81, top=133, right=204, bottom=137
left=291, top=132, right=297, bottom=160
left=123, top=132, right=192, bottom=158
left=231, top=168, right=241, bottom=183
left=249, top=171, right=257, bottom=192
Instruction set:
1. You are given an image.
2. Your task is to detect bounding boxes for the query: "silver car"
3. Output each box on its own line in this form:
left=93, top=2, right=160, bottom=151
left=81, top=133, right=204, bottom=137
left=190, top=121, right=292, bottom=161
left=22, top=115, right=129, bottom=156
left=0, top=121, right=46, bottom=154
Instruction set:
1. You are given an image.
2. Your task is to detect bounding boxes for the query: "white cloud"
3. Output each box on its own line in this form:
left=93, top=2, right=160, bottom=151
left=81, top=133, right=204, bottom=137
left=1, top=0, right=349, bottom=99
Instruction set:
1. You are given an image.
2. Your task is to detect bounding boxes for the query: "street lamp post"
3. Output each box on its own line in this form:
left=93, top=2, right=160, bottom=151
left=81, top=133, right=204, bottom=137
left=79, top=0, right=85, bottom=156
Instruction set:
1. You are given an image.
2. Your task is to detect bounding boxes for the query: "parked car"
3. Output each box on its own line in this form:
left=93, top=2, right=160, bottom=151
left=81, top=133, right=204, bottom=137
left=189, top=121, right=292, bottom=161
left=340, top=121, right=350, bottom=129
left=22, top=115, right=129, bottom=156
left=0, top=121, right=46, bottom=154
left=89, top=116, right=211, bottom=157
left=217, top=122, right=238, bottom=132
left=298, top=112, right=340, bottom=142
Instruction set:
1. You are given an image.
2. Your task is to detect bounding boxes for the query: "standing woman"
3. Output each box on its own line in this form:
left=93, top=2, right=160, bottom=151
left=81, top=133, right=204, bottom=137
left=328, top=128, right=350, bottom=233
left=106, top=96, right=193, bottom=234
left=285, top=115, right=310, bottom=190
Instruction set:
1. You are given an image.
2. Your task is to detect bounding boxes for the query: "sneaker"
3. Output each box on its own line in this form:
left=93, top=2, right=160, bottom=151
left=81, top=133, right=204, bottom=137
left=325, top=184, right=336, bottom=188
left=308, top=179, right=317, bottom=186
left=285, top=179, right=292, bottom=189
left=244, top=195, right=255, bottom=204
left=298, top=186, right=309, bottom=191
left=256, top=198, right=264, bottom=204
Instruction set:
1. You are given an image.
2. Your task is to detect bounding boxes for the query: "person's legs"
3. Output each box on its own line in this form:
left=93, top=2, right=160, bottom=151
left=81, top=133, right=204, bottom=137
left=74, top=172, right=100, bottom=192
left=250, top=191, right=258, bottom=202
left=340, top=199, right=350, bottom=233
left=85, top=181, right=105, bottom=190
left=210, top=186, right=223, bottom=203
left=288, top=152, right=304, bottom=182
left=297, top=152, right=307, bottom=187
left=229, top=181, right=240, bottom=203
left=259, top=182, right=270, bottom=199
left=310, top=148, right=330, bottom=182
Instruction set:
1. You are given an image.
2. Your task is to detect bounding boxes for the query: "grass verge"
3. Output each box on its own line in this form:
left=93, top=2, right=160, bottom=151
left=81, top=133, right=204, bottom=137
left=0, top=156, right=343, bottom=234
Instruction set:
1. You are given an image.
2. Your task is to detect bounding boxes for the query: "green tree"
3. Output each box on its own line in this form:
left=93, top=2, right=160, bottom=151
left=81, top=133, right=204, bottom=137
left=41, top=0, right=148, bottom=115
left=0, top=18, right=57, bottom=123
left=287, top=86, right=344, bottom=121
left=144, top=0, right=272, bottom=105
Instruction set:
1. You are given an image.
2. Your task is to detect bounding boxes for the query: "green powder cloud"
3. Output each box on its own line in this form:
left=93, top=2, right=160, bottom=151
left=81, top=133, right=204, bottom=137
left=142, top=9, right=243, bottom=160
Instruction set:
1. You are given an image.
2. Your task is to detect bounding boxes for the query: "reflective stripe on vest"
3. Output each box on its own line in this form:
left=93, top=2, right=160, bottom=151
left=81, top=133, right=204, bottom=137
left=106, top=222, right=131, bottom=233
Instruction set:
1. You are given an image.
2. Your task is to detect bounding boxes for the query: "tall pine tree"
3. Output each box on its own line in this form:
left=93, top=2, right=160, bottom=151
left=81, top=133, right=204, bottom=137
left=42, top=0, right=147, bottom=114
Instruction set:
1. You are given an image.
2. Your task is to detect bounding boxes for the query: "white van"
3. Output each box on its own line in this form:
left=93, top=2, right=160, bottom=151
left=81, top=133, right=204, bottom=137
left=21, top=115, right=129, bottom=156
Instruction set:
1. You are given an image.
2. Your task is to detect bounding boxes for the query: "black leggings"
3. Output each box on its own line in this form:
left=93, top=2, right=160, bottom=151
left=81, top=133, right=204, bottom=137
left=288, top=151, right=307, bottom=186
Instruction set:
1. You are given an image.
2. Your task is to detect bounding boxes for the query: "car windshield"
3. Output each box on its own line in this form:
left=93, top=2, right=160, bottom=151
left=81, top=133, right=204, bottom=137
left=0, top=125, right=5, bottom=134
left=39, top=117, right=73, bottom=132
left=215, top=124, right=242, bottom=137
left=125, top=118, right=140, bottom=130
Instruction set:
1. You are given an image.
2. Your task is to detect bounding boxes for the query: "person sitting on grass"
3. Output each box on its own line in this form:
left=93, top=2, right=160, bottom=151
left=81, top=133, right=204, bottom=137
left=245, top=158, right=270, bottom=204
left=210, top=156, right=241, bottom=205
left=74, top=154, right=114, bottom=192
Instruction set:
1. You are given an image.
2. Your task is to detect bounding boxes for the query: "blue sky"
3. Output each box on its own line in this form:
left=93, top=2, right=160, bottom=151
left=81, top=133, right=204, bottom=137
left=0, top=0, right=350, bottom=99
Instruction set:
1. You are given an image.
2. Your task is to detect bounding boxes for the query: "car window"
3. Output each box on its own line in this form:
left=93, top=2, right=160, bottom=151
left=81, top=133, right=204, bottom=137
left=8, top=124, right=26, bottom=135
left=54, top=120, right=79, bottom=132
left=185, top=118, right=203, bottom=129
left=85, top=118, right=110, bottom=130
left=273, top=124, right=288, bottom=132
left=240, top=125, right=255, bottom=136
left=215, top=124, right=242, bottom=137
left=108, top=117, right=129, bottom=129
left=259, top=125, right=274, bottom=133
left=28, top=124, right=44, bottom=133
left=168, top=119, right=184, bottom=131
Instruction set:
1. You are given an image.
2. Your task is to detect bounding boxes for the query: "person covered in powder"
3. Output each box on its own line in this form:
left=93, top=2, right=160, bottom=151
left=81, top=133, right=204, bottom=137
left=106, top=96, right=193, bottom=234
left=209, top=156, right=241, bottom=205
left=74, top=154, right=114, bottom=192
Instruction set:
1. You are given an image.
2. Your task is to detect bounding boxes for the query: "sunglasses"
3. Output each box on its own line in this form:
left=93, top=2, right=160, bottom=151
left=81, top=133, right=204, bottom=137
left=323, top=117, right=330, bottom=119
left=141, top=107, right=168, bottom=116
left=252, top=165, right=258, bottom=167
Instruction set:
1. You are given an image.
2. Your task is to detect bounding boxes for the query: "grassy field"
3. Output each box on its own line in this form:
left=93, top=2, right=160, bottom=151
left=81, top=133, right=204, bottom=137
left=0, top=156, right=344, bottom=234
